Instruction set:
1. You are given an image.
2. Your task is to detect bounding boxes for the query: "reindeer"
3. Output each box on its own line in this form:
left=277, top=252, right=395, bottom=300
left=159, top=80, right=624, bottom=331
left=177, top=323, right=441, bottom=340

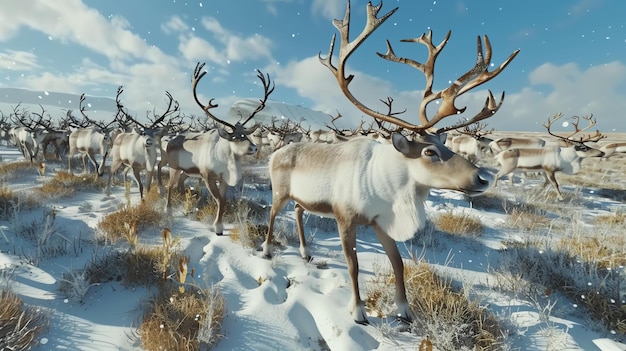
left=599, top=142, right=626, bottom=159
left=264, top=117, right=305, bottom=150
left=8, top=104, right=39, bottom=163
left=447, top=122, right=494, bottom=161
left=30, top=105, right=69, bottom=160
left=67, top=94, right=120, bottom=176
left=494, top=113, right=605, bottom=200
left=106, top=87, right=179, bottom=199
left=164, top=63, right=273, bottom=235
left=262, top=1, right=519, bottom=324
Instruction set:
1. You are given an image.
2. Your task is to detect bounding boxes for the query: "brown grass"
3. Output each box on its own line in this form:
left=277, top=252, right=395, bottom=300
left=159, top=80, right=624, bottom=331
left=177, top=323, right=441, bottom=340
left=230, top=220, right=268, bottom=248
left=138, top=286, right=225, bottom=351
left=0, top=289, right=48, bottom=350
left=98, top=201, right=165, bottom=243
left=36, top=171, right=107, bottom=198
left=504, top=207, right=551, bottom=231
left=433, top=210, right=484, bottom=236
left=498, top=233, right=626, bottom=337
left=0, top=186, right=18, bottom=219
left=367, top=259, right=504, bottom=350
left=558, top=234, right=626, bottom=270
left=0, top=161, right=37, bottom=178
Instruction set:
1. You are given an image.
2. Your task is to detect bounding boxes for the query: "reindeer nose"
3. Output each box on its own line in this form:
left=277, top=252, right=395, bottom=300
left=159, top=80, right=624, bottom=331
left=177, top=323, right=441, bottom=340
left=249, top=143, right=258, bottom=154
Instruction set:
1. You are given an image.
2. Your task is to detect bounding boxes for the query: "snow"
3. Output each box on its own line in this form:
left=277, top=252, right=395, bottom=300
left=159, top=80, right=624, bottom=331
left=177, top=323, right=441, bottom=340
left=0, top=140, right=625, bottom=350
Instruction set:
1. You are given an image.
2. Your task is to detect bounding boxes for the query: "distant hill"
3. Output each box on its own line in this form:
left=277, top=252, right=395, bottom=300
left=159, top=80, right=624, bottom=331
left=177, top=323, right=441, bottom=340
left=0, top=87, right=337, bottom=129
left=0, top=87, right=117, bottom=120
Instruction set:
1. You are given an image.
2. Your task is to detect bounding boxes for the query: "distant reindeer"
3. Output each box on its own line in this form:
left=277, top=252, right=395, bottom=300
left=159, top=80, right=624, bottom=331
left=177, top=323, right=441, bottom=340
left=67, top=94, right=120, bottom=176
left=8, top=104, right=39, bottom=163
left=599, top=142, right=626, bottom=160
left=30, top=105, right=69, bottom=160
left=494, top=113, right=605, bottom=200
left=164, top=63, right=273, bottom=235
left=262, top=1, right=519, bottom=324
left=446, top=122, right=493, bottom=161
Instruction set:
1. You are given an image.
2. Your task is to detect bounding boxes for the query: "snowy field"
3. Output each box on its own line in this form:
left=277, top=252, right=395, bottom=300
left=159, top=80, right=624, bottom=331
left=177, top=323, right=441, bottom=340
left=0, top=133, right=625, bottom=351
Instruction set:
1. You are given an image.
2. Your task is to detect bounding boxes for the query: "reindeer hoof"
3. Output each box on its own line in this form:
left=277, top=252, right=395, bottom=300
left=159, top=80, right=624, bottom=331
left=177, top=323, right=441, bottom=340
left=262, top=254, right=272, bottom=260
left=302, top=255, right=313, bottom=262
left=216, top=232, right=223, bottom=236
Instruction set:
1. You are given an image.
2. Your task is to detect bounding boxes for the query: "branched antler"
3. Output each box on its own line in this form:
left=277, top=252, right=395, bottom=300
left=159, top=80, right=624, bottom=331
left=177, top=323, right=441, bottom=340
left=319, top=1, right=519, bottom=135
left=544, top=112, right=605, bottom=144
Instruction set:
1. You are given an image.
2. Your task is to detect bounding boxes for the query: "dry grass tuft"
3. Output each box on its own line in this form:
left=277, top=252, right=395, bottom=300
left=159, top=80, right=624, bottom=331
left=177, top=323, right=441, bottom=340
left=36, top=171, right=106, bottom=198
left=85, top=228, right=183, bottom=288
left=230, top=220, right=268, bottom=248
left=0, top=289, right=48, bottom=350
left=367, top=259, right=504, bottom=350
left=433, top=210, right=484, bottom=236
left=0, top=161, right=37, bottom=179
left=594, top=211, right=626, bottom=227
left=558, top=233, right=626, bottom=270
left=504, top=207, right=551, bottom=231
left=138, top=285, right=225, bottom=351
left=98, top=201, right=164, bottom=243
left=497, top=235, right=626, bottom=337
left=0, top=186, right=19, bottom=219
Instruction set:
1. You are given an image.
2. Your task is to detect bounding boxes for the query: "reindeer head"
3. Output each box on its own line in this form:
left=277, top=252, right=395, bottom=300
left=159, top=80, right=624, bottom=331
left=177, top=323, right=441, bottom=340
left=192, top=62, right=273, bottom=155
left=319, top=1, right=519, bottom=195
left=544, top=112, right=606, bottom=159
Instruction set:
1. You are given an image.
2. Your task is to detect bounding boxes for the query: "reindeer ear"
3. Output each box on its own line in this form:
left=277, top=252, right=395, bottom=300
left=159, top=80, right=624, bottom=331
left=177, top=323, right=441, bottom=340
left=217, top=127, right=232, bottom=140
left=391, top=132, right=410, bottom=154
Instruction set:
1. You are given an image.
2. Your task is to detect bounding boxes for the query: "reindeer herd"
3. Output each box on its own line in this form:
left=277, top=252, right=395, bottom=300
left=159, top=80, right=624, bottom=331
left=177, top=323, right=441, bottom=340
left=0, top=0, right=623, bottom=325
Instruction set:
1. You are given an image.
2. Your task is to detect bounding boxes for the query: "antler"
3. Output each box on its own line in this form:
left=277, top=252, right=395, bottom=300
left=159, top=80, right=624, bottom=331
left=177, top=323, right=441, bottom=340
left=192, top=62, right=236, bottom=131
left=79, top=92, right=117, bottom=130
left=9, top=103, right=33, bottom=129
left=193, top=63, right=273, bottom=131
left=325, top=111, right=346, bottom=135
left=145, top=91, right=181, bottom=129
left=544, top=112, right=605, bottom=143
left=457, top=121, right=493, bottom=139
left=319, top=1, right=520, bottom=135
left=242, top=70, right=275, bottom=125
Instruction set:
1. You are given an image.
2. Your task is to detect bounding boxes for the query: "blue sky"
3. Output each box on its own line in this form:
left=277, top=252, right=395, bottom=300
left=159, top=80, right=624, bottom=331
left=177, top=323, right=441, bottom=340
left=0, top=0, right=625, bottom=132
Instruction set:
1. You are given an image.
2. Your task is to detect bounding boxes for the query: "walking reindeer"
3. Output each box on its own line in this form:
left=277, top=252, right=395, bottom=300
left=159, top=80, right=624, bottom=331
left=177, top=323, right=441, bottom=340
left=494, top=113, right=605, bottom=200
left=164, top=63, right=273, bottom=235
left=107, top=87, right=179, bottom=199
left=262, top=1, right=519, bottom=324
left=67, top=94, right=120, bottom=176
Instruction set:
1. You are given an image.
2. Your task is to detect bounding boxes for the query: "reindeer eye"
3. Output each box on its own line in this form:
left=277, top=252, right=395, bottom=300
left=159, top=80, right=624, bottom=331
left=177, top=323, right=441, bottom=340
left=423, top=149, right=437, bottom=157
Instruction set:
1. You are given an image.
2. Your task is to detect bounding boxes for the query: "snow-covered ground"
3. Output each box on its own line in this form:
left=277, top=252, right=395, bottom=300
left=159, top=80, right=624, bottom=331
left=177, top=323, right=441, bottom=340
left=0, top=140, right=625, bottom=350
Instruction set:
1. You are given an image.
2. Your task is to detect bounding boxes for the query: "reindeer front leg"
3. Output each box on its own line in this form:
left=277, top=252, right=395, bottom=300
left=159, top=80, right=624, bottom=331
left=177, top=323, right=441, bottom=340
left=338, top=218, right=368, bottom=324
left=206, top=178, right=227, bottom=235
left=294, top=203, right=311, bottom=260
left=372, top=224, right=413, bottom=323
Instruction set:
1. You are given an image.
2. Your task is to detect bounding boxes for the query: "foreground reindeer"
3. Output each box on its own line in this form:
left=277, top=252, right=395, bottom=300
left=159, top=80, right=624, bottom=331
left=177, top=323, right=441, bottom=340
left=263, top=1, right=519, bottom=324
left=494, top=113, right=605, bottom=200
left=107, top=87, right=178, bottom=199
left=164, top=63, right=272, bottom=235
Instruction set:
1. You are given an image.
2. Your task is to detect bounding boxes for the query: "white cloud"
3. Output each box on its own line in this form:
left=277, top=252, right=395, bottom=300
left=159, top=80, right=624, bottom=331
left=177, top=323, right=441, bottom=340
left=0, top=50, right=40, bottom=71
left=311, top=0, right=346, bottom=21
left=273, top=55, right=626, bottom=132
left=260, top=0, right=294, bottom=16
left=161, top=16, right=189, bottom=35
